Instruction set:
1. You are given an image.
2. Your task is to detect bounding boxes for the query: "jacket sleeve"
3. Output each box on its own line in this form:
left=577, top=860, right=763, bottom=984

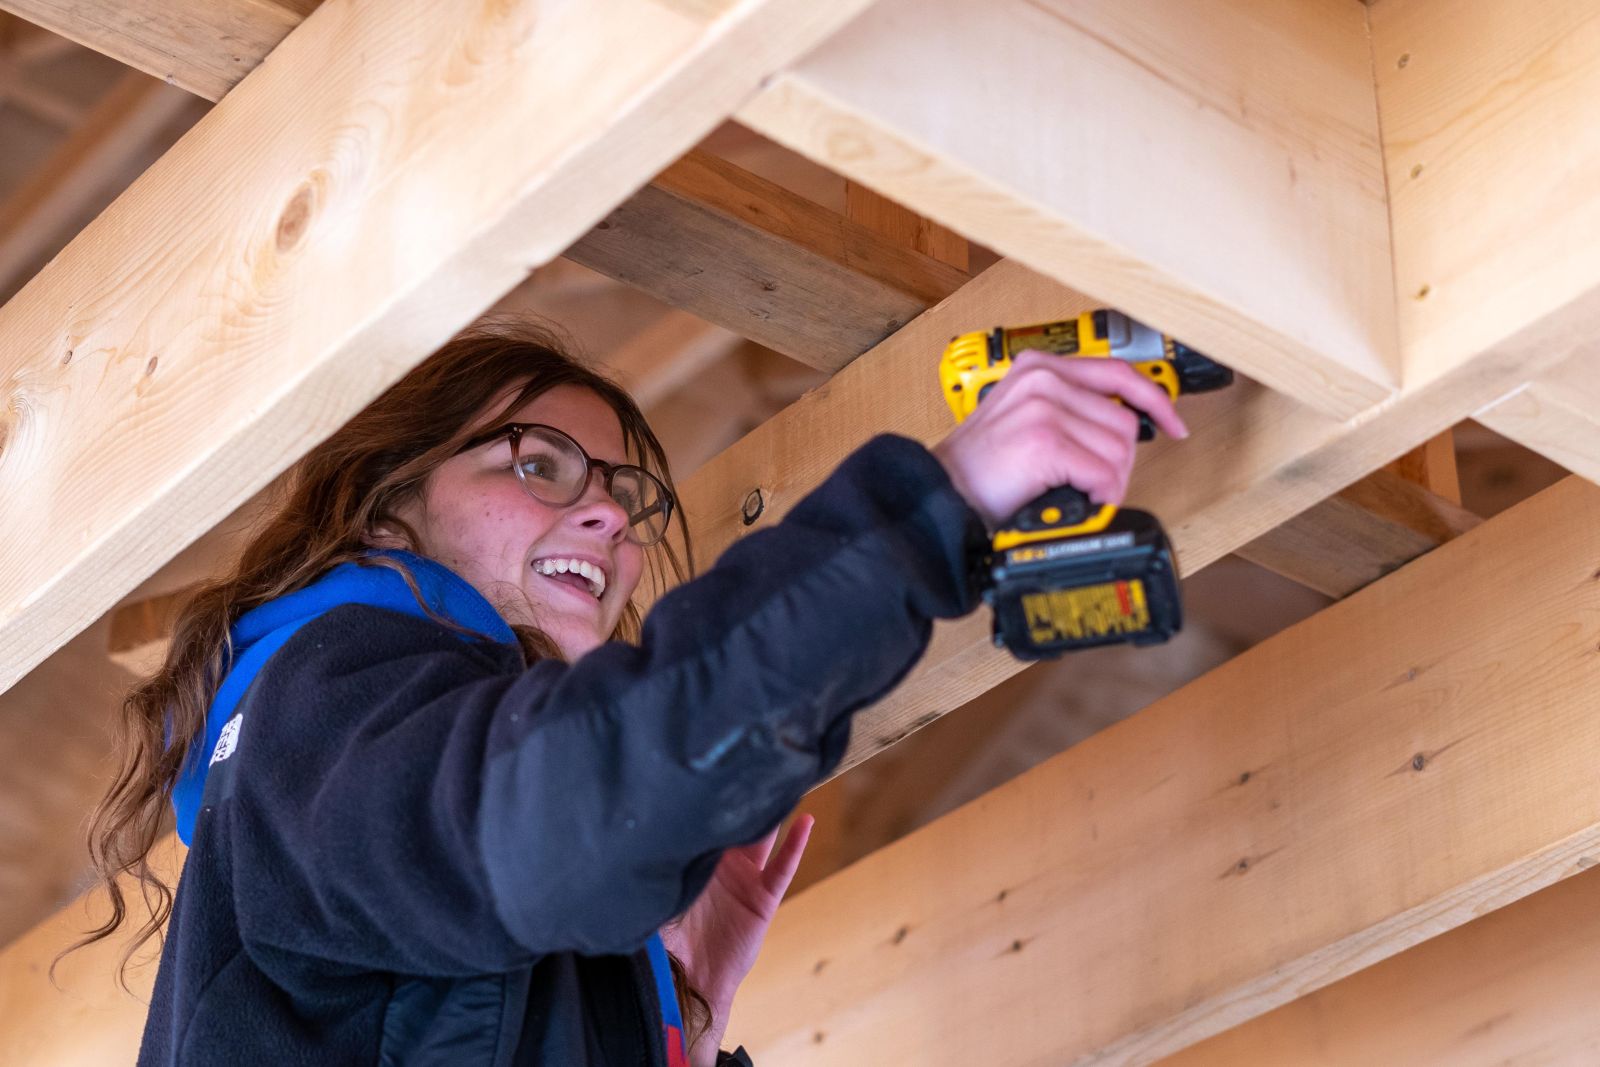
left=227, top=435, right=985, bottom=974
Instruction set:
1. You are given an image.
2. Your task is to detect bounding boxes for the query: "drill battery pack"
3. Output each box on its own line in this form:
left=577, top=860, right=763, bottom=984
left=984, top=505, right=1182, bottom=660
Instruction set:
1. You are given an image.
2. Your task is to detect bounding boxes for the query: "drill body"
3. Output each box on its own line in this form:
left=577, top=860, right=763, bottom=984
left=941, top=310, right=1232, bottom=660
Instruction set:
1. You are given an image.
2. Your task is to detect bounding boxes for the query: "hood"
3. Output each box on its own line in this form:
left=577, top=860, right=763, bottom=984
left=170, top=549, right=515, bottom=845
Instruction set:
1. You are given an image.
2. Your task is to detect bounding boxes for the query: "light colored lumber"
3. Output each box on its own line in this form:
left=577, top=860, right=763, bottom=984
left=1373, top=0, right=1600, bottom=389
left=729, top=475, right=1600, bottom=1065
left=736, top=0, right=1400, bottom=419
left=1384, top=430, right=1461, bottom=504
left=1163, top=868, right=1600, bottom=1066
left=1478, top=351, right=1600, bottom=486
left=0, top=0, right=319, bottom=102
left=1236, top=467, right=1479, bottom=599
left=844, top=180, right=967, bottom=271
left=0, top=0, right=880, bottom=696
left=0, top=834, right=183, bottom=1064
left=566, top=149, right=969, bottom=372
left=0, top=70, right=191, bottom=294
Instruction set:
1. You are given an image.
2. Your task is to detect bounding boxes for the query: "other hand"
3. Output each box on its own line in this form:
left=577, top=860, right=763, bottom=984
left=661, top=815, right=813, bottom=1065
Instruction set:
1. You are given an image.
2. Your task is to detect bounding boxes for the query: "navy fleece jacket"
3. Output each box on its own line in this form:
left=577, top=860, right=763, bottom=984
left=137, top=435, right=985, bottom=1065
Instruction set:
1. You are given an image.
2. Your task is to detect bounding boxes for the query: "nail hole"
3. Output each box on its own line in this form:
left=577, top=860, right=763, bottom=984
left=1412, top=753, right=1427, bottom=772
left=145, top=356, right=159, bottom=376
left=1410, top=163, right=1424, bottom=179
left=1414, top=284, right=1432, bottom=300
left=61, top=349, right=74, bottom=366
left=1397, top=53, right=1411, bottom=69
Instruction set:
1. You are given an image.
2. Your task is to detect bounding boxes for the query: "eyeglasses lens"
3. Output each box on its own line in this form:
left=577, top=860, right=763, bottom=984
left=515, top=428, right=671, bottom=546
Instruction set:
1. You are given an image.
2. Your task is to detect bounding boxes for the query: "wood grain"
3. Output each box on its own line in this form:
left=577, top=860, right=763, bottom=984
left=1237, top=467, right=1480, bottom=598
left=737, top=0, right=1400, bottom=419
left=1162, top=868, right=1600, bottom=1066
left=566, top=149, right=969, bottom=372
left=729, top=476, right=1600, bottom=1065
left=1373, top=0, right=1600, bottom=388
left=0, top=0, right=318, bottom=102
left=1478, top=351, right=1600, bottom=487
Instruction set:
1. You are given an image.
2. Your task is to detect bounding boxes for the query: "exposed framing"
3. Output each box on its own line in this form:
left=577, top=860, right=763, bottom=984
left=2, top=0, right=1599, bottom=1062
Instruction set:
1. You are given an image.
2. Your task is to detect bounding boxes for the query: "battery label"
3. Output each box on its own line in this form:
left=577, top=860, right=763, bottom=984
left=1022, top=579, right=1151, bottom=645
left=1003, top=320, right=1080, bottom=357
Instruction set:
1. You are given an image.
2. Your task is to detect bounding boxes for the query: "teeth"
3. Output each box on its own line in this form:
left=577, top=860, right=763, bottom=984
left=533, top=557, right=606, bottom=598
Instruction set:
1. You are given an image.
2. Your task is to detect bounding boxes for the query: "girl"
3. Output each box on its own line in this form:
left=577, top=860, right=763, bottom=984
left=71, top=320, right=1182, bottom=1065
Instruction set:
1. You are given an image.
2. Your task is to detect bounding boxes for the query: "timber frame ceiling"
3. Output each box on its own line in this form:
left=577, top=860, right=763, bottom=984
left=1, top=0, right=1598, bottom=1064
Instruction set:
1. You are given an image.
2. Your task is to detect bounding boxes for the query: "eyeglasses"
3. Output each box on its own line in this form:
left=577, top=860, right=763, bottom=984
left=454, top=422, right=676, bottom=546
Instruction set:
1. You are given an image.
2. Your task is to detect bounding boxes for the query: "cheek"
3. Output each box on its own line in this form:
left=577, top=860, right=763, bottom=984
left=437, top=484, right=558, bottom=560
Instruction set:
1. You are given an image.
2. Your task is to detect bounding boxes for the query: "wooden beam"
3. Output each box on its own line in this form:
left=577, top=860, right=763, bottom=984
left=736, top=0, right=1401, bottom=419
left=843, top=180, right=967, bottom=271
left=1373, top=0, right=1600, bottom=390
left=1385, top=430, right=1462, bottom=504
left=566, top=149, right=970, bottom=372
left=0, top=71, right=192, bottom=294
left=1477, top=351, right=1600, bottom=487
left=0, top=0, right=319, bottom=103
left=727, top=475, right=1600, bottom=1064
left=1164, top=868, right=1600, bottom=1066
left=0, top=833, right=182, bottom=1063
left=1236, top=467, right=1479, bottom=599
left=0, top=0, right=880, bottom=695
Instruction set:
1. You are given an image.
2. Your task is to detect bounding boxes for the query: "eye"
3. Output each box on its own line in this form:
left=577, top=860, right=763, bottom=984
left=518, top=452, right=564, bottom=482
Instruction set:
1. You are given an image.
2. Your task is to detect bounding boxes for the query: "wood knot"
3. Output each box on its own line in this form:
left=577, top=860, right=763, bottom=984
left=276, top=182, right=317, bottom=253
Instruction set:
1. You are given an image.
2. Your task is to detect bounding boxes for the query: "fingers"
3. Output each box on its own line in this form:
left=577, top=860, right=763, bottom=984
left=760, top=814, right=814, bottom=899
left=738, top=824, right=783, bottom=869
left=1010, top=351, right=1190, bottom=439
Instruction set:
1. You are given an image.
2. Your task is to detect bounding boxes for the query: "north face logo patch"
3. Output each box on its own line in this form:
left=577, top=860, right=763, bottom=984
left=210, top=713, right=244, bottom=766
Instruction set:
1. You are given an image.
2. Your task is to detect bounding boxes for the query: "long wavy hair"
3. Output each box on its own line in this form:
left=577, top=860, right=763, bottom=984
left=61, top=319, right=711, bottom=1040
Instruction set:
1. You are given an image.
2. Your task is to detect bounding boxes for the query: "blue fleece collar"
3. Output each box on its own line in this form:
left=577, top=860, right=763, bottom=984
left=170, top=550, right=515, bottom=845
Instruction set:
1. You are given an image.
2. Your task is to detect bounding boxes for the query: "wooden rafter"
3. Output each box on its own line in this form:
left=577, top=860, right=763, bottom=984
left=0, top=0, right=319, bottom=102
left=1236, top=466, right=1479, bottom=599
left=736, top=0, right=1403, bottom=420
left=0, top=0, right=879, bottom=696
left=726, top=476, right=1600, bottom=1063
left=567, top=149, right=968, bottom=372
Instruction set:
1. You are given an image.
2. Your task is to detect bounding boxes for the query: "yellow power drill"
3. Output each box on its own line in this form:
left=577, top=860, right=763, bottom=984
left=940, top=309, right=1232, bottom=660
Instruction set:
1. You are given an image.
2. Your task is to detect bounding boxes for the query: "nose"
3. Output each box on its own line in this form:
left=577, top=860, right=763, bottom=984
left=565, top=472, right=629, bottom=543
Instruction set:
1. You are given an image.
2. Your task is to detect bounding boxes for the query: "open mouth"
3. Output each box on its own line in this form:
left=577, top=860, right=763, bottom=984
left=531, top=556, right=607, bottom=598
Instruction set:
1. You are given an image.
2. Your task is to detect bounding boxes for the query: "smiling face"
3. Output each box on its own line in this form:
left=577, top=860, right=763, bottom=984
left=386, top=383, right=647, bottom=660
